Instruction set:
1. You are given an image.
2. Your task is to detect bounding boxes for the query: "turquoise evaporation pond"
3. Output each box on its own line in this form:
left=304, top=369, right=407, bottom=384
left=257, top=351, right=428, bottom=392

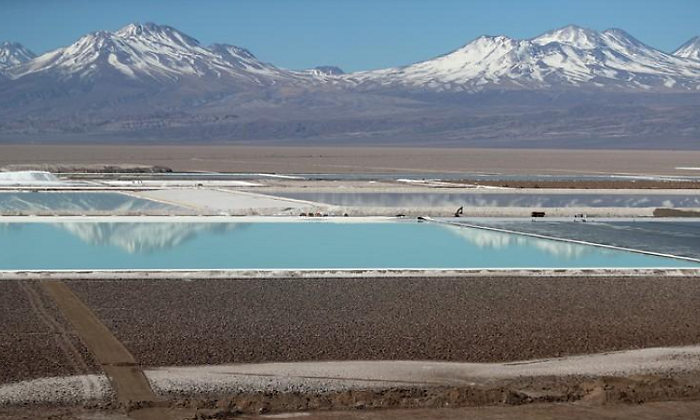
left=0, top=220, right=697, bottom=270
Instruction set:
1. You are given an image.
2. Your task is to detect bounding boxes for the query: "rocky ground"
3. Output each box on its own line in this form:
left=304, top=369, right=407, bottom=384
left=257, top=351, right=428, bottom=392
left=67, top=276, right=700, bottom=367
left=2, top=398, right=700, bottom=420
left=3, top=275, right=700, bottom=419
left=0, top=281, right=99, bottom=385
left=277, top=400, right=700, bottom=420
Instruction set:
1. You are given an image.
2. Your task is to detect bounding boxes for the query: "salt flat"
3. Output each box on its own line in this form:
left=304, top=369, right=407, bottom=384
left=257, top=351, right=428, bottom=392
left=145, top=345, right=700, bottom=395
left=132, top=189, right=317, bottom=215
left=98, top=179, right=261, bottom=187
left=3, top=345, right=700, bottom=404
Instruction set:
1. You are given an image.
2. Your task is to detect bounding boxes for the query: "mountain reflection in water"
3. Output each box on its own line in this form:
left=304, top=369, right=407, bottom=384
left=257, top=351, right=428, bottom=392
left=443, top=225, right=597, bottom=260
left=0, top=192, right=184, bottom=213
left=268, top=192, right=700, bottom=208
left=54, top=222, right=245, bottom=254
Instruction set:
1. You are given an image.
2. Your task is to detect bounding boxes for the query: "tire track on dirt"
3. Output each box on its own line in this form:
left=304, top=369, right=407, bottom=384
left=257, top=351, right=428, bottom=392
left=41, top=281, right=181, bottom=420
left=17, top=281, right=91, bottom=376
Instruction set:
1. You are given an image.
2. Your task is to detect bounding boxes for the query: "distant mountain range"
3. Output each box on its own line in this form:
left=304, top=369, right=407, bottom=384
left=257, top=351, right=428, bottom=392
left=352, top=26, right=700, bottom=91
left=1, top=23, right=699, bottom=148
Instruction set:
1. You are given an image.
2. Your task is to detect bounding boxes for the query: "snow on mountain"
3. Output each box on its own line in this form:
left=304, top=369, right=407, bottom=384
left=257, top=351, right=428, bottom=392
left=7, top=23, right=320, bottom=85
left=674, top=36, right=700, bottom=61
left=5, top=24, right=700, bottom=92
left=0, top=41, right=36, bottom=70
left=347, top=25, right=700, bottom=91
left=533, top=25, right=602, bottom=49
left=305, top=66, right=345, bottom=76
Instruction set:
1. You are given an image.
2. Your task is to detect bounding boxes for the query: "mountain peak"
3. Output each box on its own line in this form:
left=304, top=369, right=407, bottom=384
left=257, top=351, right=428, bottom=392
left=458, top=34, right=517, bottom=52
left=6, top=22, right=308, bottom=85
left=313, top=65, right=344, bottom=75
left=114, top=22, right=201, bottom=47
left=305, top=65, right=345, bottom=77
left=0, top=41, right=36, bottom=69
left=116, top=22, right=174, bottom=36
left=674, top=36, right=700, bottom=61
left=117, top=22, right=160, bottom=34
left=546, top=24, right=596, bottom=34
left=533, top=24, right=602, bottom=49
left=2, top=41, right=24, bottom=48
left=352, top=24, right=700, bottom=92
left=473, top=34, right=514, bottom=43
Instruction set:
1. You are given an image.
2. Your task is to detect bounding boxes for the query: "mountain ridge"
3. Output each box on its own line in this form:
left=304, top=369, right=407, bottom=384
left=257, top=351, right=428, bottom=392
left=5, top=23, right=326, bottom=86
left=3, top=23, right=700, bottom=91
left=347, top=25, right=700, bottom=92
left=1, top=23, right=699, bottom=147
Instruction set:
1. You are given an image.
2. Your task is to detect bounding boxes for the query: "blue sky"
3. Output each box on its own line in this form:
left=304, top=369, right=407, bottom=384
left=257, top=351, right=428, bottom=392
left=2, top=0, right=699, bottom=72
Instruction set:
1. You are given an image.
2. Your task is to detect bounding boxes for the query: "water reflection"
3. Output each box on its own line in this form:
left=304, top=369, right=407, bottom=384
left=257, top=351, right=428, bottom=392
left=0, top=192, right=183, bottom=213
left=0, top=223, right=21, bottom=233
left=0, top=221, right=696, bottom=270
left=55, top=222, right=244, bottom=254
left=443, top=225, right=596, bottom=260
left=270, top=192, right=700, bottom=208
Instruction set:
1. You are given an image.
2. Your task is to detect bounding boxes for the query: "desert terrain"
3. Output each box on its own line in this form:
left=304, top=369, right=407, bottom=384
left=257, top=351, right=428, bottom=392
left=1, top=148, right=700, bottom=419
left=3, top=275, right=700, bottom=419
left=3, top=145, right=700, bottom=176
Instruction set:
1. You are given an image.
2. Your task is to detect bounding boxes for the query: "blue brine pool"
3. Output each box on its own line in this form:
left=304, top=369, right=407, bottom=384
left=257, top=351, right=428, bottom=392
left=265, top=192, right=700, bottom=208
left=0, top=220, right=697, bottom=270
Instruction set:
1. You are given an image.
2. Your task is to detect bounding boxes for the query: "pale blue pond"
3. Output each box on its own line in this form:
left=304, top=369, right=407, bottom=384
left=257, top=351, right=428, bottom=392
left=0, top=221, right=696, bottom=271
left=0, top=192, right=184, bottom=213
left=266, top=192, right=700, bottom=208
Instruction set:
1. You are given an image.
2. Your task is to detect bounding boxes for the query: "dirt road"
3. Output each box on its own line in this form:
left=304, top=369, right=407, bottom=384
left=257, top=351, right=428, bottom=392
left=41, top=281, right=180, bottom=420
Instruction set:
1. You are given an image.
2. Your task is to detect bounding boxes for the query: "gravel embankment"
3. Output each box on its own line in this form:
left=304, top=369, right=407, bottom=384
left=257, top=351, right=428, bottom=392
left=68, top=276, right=700, bottom=367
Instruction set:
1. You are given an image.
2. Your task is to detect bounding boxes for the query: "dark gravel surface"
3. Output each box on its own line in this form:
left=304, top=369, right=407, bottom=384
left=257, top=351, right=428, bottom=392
left=0, top=281, right=99, bottom=384
left=68, top=276, right=700, bottom=368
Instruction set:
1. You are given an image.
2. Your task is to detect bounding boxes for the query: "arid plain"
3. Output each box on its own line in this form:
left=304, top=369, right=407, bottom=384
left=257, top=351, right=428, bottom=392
left=3, top=145, right=700, bottom=175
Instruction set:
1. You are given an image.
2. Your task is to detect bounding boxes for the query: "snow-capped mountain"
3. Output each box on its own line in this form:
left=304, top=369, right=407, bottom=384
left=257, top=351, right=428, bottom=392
left=674, top=36, right=700, bottom=61
left=305, top=66, right=345, bottom=76
left=6, top=23, right=700, bottom=91
left=348, top=25, right=700, bottom=91
left=1, top=23, right=700, bottom=147
left=0, top=41, right=35, bottom=70
left=7, top=23, right=321, bottom=85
